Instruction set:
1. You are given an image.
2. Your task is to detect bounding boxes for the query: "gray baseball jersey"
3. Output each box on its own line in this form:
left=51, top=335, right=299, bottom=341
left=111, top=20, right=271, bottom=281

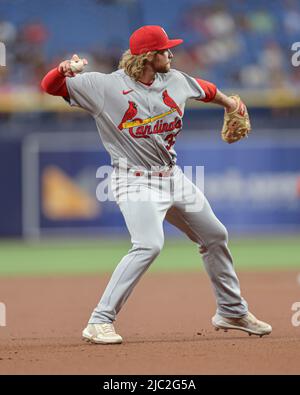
left=66, top=69, right=205, bottom=169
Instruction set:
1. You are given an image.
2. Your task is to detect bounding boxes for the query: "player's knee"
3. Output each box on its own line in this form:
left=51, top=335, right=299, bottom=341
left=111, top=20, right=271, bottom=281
left=207, top=224, right=228, bottom=248
left=147, top=240, right=164, bottom=258
left=138, top=237, right=164, bottom=259
left=132, top=239, right=164, bottom=260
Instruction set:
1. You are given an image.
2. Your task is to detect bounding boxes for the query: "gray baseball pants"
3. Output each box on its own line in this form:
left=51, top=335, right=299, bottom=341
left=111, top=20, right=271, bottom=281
left=89, top=166, right=248, bottom=324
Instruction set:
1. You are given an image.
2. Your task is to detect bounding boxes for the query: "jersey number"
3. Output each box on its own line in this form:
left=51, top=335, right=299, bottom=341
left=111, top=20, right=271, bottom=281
left=164, top=131, right=180, bottom=151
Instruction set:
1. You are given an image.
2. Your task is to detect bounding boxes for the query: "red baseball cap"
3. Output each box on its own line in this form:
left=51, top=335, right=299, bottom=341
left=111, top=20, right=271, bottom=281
left=129, top=25, right=183, bottom=55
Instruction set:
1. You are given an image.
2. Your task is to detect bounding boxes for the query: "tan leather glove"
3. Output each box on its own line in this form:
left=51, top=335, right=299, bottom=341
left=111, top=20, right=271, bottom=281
left=221, top=95, right=251, bottom=144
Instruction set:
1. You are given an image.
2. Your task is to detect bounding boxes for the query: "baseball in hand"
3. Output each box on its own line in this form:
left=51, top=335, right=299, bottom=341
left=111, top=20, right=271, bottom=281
left=70, top=58, right=85, bottom=73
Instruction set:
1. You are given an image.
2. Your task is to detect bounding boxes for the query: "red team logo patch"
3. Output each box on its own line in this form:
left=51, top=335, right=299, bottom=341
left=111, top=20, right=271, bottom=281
left=118, top=91, right=182, bottom=151
left=118, top=90, right=183, bottom=146
left=118, top=101, right=138, bottom=131
left=162, top=89, right=182, bottom=116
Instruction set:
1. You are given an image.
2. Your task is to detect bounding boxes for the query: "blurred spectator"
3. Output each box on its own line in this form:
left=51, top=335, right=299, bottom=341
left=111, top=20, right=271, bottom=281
left=0, top=19, right=17, bottom=44
left=22, top=20, right=48, bottom=45
left=203, top=5, right=236, bottom=38
left=0, top=1, right=298, bottom=96
left=239, top=64, right=269, bottom=89
left=259, top=41, right=285, bottom=72
left=287, top=67, right=300, bottom=92
left=235, top=14, right=252, bottom=33
left=248, top=9, right=276, bottom=35
left=283, top=1, right=300, bottom=35
left=10, top=20, right=49, bottom=86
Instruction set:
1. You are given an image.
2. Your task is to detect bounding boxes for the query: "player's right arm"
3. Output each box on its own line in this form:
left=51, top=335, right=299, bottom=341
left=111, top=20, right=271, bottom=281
left=41, top=54, right=85, bottom=98
left=41, top=54, right=106, bottom=116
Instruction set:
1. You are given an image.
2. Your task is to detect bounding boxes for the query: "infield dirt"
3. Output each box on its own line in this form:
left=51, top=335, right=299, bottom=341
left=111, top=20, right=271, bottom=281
left=0, top=270, right=300, bottom=374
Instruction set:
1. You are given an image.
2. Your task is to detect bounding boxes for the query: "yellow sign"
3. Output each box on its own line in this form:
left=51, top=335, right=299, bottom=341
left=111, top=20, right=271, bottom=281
left=42, top=166, right=100, bottom=220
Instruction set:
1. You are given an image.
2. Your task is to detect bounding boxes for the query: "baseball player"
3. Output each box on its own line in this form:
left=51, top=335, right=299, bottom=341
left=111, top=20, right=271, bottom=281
left=41, top=25, right=272, bottom=344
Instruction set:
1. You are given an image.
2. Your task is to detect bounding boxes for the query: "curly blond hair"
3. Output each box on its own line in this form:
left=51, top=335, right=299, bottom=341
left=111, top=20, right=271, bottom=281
left=118, top=49, right=156, bottom=81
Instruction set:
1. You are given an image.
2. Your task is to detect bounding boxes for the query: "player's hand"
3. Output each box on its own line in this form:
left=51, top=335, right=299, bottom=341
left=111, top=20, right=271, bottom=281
left=224, top=96, right=238, bottom=113
left=58, top=54, right=88, bottom=77
left=221, top=95, right=251, bottom=144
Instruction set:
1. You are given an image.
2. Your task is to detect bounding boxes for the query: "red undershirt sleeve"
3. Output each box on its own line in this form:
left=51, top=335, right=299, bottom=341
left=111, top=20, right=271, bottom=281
left=40, top=67, right=69, bottom=98
left=195, top=78, right=217, bottom=102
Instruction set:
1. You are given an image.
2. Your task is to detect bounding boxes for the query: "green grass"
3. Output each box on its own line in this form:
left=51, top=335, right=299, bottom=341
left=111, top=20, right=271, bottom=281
left=0, top=236, right=299, bottom=277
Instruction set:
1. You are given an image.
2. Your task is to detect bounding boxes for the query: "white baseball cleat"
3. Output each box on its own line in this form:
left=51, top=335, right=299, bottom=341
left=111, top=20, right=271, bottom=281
left=82, top=323, right=123, bottom=344
left=212, top=311, right=272, bottom=337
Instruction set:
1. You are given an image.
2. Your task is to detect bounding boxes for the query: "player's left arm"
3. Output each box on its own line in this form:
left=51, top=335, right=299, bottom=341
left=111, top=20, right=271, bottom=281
left=196, top=78, right=236, bottom=111
left=193, top=76, right=251, bottom=143
left=210, top=89, right=238, bottom=112
left=176, top=71, right=249, bottom=129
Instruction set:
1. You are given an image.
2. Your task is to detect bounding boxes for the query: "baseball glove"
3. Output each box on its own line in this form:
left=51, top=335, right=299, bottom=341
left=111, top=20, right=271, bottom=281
left=221, top=95, right=251, bottom=144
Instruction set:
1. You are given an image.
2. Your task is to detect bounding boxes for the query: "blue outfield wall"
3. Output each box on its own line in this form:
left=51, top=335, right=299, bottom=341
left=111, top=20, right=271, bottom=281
left=177, top=141, right=300, bottom=233
left=0, top=141, right=22, bottom=237
left=1, top=132, right=300, bottom=238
